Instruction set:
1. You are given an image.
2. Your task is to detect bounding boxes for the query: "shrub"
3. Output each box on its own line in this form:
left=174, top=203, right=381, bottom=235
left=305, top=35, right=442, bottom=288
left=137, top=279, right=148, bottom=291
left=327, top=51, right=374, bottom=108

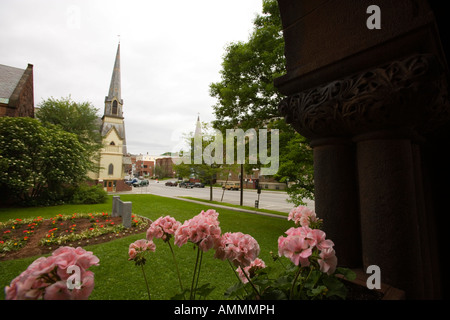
left=71, top=184, right=107, bottom=205
left=0, top=117, right=91, bottom=206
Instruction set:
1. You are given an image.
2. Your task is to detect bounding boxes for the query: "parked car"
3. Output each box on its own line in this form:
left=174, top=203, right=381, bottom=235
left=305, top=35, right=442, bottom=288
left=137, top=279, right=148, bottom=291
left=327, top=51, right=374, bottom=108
left=133, top=179, right=149, bottom=187
left=125, top=178, right=138, bottom=186
left=179, top=181, right=194, bottom=188
left=222, top=182, right=240, bottom=190
left=165, top=181, right=178, bottom=186
left=194, top=182, right=205, bottom=188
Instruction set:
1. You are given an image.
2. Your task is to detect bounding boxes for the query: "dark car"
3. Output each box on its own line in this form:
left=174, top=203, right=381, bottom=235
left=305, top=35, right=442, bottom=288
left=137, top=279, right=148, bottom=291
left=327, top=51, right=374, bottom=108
left=194, top=182, right=205, bottom=188
left=179, top=181, right=194, bottom=188
left=133, top=179, right=149, bottom=187
left=165, top=181, right=178, bottom=186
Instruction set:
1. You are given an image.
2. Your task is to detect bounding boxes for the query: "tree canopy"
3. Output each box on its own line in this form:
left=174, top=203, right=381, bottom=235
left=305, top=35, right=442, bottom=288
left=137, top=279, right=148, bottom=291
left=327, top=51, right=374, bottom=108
left=210, top=0, right=285, bottom=131
left=36, top=96, right=103, bottom=170
left=209, top=0, right=314, bottom=205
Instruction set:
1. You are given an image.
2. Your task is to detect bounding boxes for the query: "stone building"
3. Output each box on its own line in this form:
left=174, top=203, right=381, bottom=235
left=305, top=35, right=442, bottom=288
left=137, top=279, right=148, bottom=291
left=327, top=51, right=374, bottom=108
left=88, top=44, right=131, bottom=192
left=0, top=63, right=34, bottom=118
left=275, top=0, right=450, bottom=299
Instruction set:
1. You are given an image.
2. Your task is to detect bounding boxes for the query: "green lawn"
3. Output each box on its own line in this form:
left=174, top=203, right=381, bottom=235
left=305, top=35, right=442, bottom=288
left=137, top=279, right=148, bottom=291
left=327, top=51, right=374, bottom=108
left=0, top=194, right=292, bottom=300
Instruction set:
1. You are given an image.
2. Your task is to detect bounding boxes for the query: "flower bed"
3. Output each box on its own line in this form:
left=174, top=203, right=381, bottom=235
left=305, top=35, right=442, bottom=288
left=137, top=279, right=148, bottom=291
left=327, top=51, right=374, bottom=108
left=0, top=217, right=44, bottom=253
left=0, top=212, right=150, bottom=261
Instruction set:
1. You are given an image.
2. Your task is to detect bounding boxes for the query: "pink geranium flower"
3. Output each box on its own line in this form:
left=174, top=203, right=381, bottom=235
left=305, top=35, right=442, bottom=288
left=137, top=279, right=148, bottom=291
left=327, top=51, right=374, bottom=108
left=128, top=239, right=156, bottom=260
left=5, top=246, right=99, bottom=300
left=146, top=216, right=181, bottom=242
left=309, top=229, right=334, bottom=251
left=318, top=248, right=338, bottom=275
left=174, top=209, right=221, bottom=252
left=237, top=258, right=266, bottom=283
left=278, top=226, right=336, bottom=270
left=288, top=205, right=318, bottom=227
left=215, top=232, right=260, bottom=267
left=278, top=234, right=312, bottom=267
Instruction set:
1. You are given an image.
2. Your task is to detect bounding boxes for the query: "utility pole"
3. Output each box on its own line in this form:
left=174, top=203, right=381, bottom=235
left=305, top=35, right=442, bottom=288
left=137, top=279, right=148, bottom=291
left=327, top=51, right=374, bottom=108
left=240, top=163, right=243, bottom=206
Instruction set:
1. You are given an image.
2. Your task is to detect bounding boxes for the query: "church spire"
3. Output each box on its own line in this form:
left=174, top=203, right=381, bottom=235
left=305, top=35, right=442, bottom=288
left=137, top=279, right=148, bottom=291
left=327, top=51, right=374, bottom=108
left=195, top=113, right=202, bottom=137
left=101, top=42, right=127, bottom=155
left=107, top=42, right=121, bottom=103
left=104, top=42, right=123, bottom=118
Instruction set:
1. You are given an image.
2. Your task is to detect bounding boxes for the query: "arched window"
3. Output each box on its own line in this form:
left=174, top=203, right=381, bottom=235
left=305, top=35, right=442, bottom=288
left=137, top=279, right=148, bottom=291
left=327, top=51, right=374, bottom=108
left=108, top=163, right=114, bottom=175
left=110, top=141, right=115, bottom=145
left=112, top=100, right=118, bottom=115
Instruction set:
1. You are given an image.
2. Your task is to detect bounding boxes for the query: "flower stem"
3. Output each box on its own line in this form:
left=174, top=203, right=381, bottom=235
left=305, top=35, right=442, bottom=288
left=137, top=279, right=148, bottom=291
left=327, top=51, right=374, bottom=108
left=141, top=264, right=151, bottom=300
left=228, top=260, right=249, bottom=297
left=168, top=241, right=185, bottom=299
left=276, top=257, right=286, bottom=268
left=193, top=249, right=203, bottom=300
left=298, top=267, right=313, bottom=298
left=290, top=266, right=303, bottom=300
left=190, top=246, right=200, bottom=300
left=239, top=265, right=261, bottom=299
left=228, top=260, right=242, bottom=282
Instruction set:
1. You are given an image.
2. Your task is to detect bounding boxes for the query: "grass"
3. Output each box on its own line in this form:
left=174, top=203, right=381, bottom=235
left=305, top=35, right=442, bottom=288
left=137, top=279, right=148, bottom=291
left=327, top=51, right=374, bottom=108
left=0, top=194, right=292, bottom=300
left=178, top=196, right=289, bottom=217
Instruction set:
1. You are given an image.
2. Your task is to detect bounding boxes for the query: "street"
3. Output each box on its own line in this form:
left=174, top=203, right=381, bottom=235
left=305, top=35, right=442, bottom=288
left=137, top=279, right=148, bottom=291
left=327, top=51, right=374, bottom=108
left=117, top=180, right=315, bottom=213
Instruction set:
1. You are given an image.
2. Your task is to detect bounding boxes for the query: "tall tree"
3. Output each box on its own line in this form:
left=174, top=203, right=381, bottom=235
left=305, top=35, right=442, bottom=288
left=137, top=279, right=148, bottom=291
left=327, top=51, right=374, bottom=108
left=209, top=0, right=314, bottom=205
left=210, top=0, right=285, bottom=131
left=36, top=96, right=103, bottom=173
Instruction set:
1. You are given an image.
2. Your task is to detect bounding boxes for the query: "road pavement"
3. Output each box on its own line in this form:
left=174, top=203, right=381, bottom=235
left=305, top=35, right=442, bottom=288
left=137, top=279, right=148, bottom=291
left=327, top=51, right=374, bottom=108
left=115, top=180, right=315, bottom=213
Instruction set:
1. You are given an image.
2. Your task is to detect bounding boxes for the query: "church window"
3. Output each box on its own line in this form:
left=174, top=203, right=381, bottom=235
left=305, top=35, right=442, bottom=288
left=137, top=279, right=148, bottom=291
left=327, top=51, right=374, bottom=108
left=108, top=163, right=114, bottom=175
left=110, top=141, right=115, bottom=145
left=112, top=100, right=118, bottom=115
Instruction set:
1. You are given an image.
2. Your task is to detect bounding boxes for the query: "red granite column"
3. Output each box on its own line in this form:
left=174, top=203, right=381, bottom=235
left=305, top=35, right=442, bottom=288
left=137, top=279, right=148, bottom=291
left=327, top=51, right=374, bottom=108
left=311, top=138, right=361, bottom=268
left=355, top=130, right=425, bottom=299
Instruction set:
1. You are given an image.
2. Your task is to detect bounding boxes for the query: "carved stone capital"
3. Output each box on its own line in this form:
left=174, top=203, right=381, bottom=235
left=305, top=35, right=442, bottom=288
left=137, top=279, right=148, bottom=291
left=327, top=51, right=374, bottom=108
left=278, top=54, right=449, bottom=140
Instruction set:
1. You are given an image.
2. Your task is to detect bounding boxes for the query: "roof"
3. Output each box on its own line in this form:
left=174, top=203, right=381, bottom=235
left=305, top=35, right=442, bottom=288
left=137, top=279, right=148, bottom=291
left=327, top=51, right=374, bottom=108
left=0, top=64, right=26, bottom=103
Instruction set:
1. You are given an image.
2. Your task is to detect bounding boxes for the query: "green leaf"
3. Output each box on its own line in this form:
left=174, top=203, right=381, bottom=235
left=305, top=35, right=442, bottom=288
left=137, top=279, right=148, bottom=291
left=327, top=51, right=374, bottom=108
left=262, top=289, right=288, bottom=300
left=309, top=285, right=328, bottom=298
left=304, top=270, right=322, bottom=289
left=224, top=282, right=245, bottom=299
left=322, top=276, right=348, bottom=300
left=335, top=267, right=357, bottom=281
left=195, top=283, right=216, bottom=299
left=170, top=289, right=190, bottom=300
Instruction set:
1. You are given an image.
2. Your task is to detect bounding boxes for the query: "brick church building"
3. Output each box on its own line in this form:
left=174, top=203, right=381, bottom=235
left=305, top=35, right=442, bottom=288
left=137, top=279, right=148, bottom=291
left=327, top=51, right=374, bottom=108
left=0, top=63, right=34, bottom=118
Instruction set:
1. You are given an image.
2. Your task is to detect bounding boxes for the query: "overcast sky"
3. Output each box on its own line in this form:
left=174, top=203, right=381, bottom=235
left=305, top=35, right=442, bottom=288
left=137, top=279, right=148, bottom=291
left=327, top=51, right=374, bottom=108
left=0, top=0, right=264, bottom=155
